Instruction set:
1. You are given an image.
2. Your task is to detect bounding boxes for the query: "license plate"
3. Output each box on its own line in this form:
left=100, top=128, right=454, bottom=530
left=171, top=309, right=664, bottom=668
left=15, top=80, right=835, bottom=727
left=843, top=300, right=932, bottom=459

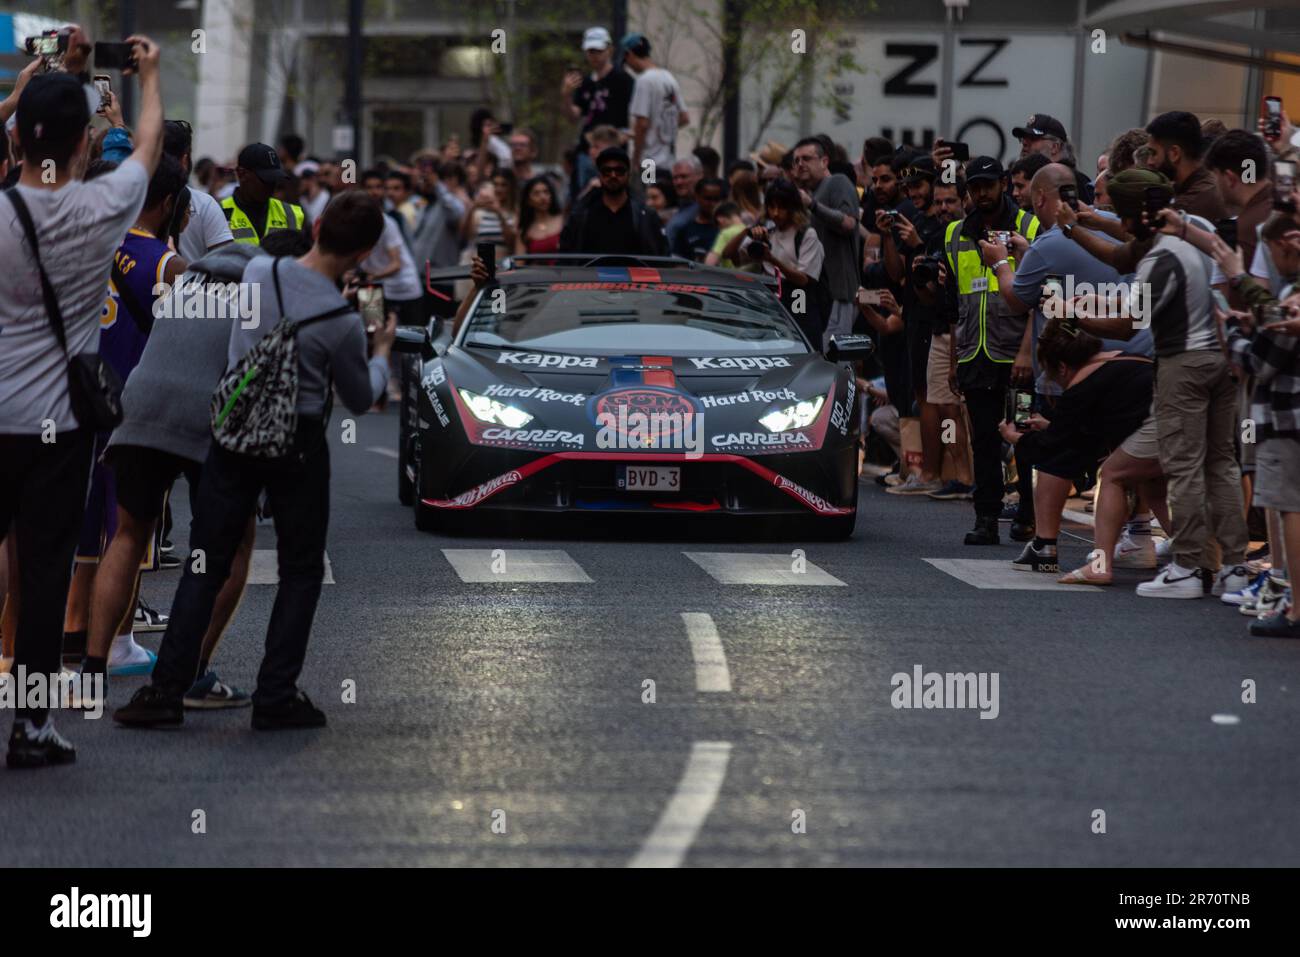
left=617, top=465, right=681, bottom=491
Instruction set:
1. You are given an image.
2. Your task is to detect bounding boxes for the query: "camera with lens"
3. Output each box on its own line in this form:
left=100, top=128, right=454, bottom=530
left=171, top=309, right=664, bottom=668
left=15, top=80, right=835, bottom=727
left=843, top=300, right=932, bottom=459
left=912, top=250, right=944, bottom=285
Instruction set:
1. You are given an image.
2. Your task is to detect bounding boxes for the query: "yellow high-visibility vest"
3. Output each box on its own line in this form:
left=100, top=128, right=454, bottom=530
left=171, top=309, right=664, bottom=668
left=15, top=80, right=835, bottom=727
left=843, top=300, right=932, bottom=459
left=220, top=195, right=304, bottom=245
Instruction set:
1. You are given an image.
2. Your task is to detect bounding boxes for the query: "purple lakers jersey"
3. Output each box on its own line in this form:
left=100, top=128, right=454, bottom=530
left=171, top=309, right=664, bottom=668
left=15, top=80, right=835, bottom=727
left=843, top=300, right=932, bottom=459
left=99, top=227, right=176, bottom=379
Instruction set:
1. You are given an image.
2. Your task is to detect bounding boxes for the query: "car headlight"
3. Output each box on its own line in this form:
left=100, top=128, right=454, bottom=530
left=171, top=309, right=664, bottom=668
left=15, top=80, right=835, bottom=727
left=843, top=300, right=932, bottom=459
left=458, top=388, right=533, bottom=428
left=758, top=395, right=824, bottom=432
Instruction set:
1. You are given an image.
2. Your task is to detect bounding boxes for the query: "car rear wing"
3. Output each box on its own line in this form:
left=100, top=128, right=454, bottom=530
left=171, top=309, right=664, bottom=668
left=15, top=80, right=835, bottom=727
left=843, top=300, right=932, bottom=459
left=425, top=254, right=779, bottom=299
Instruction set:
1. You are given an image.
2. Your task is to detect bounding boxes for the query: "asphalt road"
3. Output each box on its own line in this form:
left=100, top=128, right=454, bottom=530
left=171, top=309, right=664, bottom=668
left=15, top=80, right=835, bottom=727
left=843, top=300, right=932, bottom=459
left=4, top=404, right=1299, bottom=867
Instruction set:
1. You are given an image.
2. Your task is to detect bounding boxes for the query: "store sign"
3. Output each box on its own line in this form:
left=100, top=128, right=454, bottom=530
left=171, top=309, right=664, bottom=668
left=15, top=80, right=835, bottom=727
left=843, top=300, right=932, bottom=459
left=744, top=32, right=1078, bottom=165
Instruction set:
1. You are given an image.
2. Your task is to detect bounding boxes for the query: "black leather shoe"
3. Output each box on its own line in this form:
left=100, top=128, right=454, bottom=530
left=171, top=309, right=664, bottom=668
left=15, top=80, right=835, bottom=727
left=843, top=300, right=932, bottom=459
left=114, top=685, right=184, bottom=728
left=252, top=691, right=327, bottom=731
left=1009, top=521, right=1036, bottom=542
left=1011, top=542, right=1059, bottom=573
left=964, top=517, right=1000, bottom=545
left=7, top=718, right=76, bottom=769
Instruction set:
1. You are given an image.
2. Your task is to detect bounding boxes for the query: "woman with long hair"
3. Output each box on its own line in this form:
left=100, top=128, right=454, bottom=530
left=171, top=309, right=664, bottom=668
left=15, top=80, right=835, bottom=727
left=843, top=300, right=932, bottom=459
left=645, top=174, right=678, bottom=226
left=516, top=175, right=564, bottom=255
left=462, top=167, right=518, bottom=255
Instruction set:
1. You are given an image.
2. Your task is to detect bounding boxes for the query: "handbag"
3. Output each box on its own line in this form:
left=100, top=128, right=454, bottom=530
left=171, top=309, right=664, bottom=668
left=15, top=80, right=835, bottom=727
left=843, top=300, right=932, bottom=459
left=7, top=189, right=123, bottom=431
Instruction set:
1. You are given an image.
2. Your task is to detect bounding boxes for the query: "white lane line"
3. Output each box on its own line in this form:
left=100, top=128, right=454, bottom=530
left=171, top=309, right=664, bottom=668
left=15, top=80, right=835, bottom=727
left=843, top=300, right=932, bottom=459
left=683, top=551, right=846, bottom=586
left=247, top=549, right=335, bottom=585
left=681, top=612, right=731, bottom=693
left=629, top=741, right=732, bottom=868
left=367, top=446, right=399, bottom=459
left=441, top=548, right=593, bottom=583
left=922, top=557, right=1100, bottom=592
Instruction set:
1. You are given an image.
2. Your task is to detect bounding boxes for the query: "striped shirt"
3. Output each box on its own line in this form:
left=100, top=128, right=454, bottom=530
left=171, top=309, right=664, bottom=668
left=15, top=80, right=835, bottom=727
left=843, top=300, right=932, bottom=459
left=1226, top=279, right=1300, bottom=441
left=1133, top=233, right=1217, bottom=357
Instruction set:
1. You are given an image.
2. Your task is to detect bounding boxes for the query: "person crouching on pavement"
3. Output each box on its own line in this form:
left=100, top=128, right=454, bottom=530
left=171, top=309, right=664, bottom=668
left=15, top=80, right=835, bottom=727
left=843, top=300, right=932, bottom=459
left=114, top=191, right=396, bottom=730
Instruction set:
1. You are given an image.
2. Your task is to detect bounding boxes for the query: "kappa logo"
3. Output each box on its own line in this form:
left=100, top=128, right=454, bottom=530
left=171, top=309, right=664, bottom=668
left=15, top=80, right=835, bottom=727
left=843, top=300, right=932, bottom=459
left=688, top=356, right=793, bottom=371
left=496, top=351, right=599, bottom=369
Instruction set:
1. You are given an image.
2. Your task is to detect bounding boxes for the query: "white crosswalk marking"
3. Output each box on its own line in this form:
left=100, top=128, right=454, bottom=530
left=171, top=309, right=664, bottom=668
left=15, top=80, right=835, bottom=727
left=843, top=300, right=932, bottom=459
left=247, top=550, right=335, bottom=585
left=683, top=551, right=846, bottom=586
left=923, top=558, right=1103, bottom=591
left=441, top=548, right=593, bottom=583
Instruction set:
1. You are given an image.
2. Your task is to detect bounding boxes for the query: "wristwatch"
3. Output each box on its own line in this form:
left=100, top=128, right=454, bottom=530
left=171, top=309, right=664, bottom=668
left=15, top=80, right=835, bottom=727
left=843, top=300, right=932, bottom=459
left=992, top=258, right=1011, bottom=272
left=1061, top=222, right=1075, bottom=238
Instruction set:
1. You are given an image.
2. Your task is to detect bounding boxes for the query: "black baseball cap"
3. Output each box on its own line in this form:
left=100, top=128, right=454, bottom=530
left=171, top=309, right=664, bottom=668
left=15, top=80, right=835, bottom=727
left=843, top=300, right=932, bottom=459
left=900, top=155, right=936, bottom=182
left=965, top=156, right=1004, bottom=183
left=596, top=146, right=630, bottom=170
left=16, top=73, right=90, bottom=158
left=1012, top=114, right=1068, bottom=141
left=237, top=142, right=289, bottom=184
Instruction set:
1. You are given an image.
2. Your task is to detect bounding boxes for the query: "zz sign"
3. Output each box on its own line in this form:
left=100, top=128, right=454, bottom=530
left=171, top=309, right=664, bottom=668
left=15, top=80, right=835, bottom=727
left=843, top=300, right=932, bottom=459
left=883, top=38, right=1010, bottom=96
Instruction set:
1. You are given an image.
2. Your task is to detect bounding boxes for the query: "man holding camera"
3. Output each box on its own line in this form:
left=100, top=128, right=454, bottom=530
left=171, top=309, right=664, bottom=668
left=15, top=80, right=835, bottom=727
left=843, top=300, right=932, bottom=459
left=0, top=35, right=163, bottom=768
left=940, top=156, right=1041, bottom=545
left=791, top=137, right=861, bottom=351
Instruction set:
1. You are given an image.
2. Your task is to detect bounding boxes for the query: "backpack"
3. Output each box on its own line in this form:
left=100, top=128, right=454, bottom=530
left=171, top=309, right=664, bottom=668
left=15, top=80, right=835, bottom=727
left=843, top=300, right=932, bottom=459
left=210, top=257, right=352, bottom=458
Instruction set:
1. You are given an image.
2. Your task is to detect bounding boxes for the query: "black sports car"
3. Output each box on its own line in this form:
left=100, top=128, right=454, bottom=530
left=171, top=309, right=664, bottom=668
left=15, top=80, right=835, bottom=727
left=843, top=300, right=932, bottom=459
left=393, top=255, right=871, bottom=539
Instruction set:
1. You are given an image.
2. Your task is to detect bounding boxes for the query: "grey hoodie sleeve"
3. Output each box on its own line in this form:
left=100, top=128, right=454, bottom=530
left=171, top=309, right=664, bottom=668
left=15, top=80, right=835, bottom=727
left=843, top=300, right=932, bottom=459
left=330, top=319, right=389, bottom=414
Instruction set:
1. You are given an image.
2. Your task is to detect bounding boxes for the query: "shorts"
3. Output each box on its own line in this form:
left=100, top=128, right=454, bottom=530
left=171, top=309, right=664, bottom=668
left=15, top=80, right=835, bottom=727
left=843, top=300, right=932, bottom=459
left=1119, top=410, right=1160, bottom=460
left=1253, top=438, right=1300, bottom=513
left=106, top=444, right=203, bottom=525
left=75, top=436, right=161, bottom=568
left=926, top=333, right=959, bottom=405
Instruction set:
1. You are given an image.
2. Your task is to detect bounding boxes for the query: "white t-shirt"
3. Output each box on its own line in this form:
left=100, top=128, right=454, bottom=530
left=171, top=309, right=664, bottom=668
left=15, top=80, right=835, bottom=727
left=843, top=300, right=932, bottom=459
left=302, top=188, right=331, bottom=225
left=178, top=188, right=233, bottom=265
left=0, top=159, right=150, bottom=434
left=740, top=222, right=825, bottom=282
left=360, top=214, right=421, bottom=301
left=629, top=67, right=685, bottom=168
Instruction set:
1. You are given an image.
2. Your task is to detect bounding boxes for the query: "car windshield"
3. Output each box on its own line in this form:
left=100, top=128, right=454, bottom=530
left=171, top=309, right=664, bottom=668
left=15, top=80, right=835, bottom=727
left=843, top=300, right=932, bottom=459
left=460, top=281, right=808, bottom=355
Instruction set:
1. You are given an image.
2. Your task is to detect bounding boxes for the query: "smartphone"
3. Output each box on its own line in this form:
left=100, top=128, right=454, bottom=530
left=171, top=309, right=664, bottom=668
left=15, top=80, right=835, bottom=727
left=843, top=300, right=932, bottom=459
left=477, top=241, right=496, bottom=281
left=25, top=34, right=63, bottom=56
left=1263, top=96, right=1283, bottom=140
left=947, top=141, right=970, bottom=163
left=93, top=75, right=111, bottom=114
left=94, top=41, right=137, bottom=71
left=1259, top=303, right=1293, bottom=326
left=357, top=283, right=385, bottom=334
left=1275, top=160, right=1296, bottom=209
left=987, top=229, right=1012, bottom=247
left=1211, top=290, right=1231, bottom=317
left=857, top=288, right=884, bottom=307
left=1042, top=274, right=1066, bottom=302
left=1059, top=185, right=1078, bottom=211
left=1005, top=389, right=1033, bottom=428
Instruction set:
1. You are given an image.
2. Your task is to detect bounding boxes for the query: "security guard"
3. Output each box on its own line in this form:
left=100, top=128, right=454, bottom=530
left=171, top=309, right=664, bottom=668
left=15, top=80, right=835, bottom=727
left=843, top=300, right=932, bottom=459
left=221, top=142, right=306, bottom=245
left=941, top=156, right=1040, bottom=545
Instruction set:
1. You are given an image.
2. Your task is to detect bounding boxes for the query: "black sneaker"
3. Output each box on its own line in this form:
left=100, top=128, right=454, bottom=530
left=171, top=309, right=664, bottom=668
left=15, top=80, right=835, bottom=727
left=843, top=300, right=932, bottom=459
left=1011, top=542, right=1059, bottom=573
left=252, top=691, right=327, bottom=731
left=963, top=517, right=1000, bottom=546
left=1249, top=610, right=1300, bottom=639
left=7, top=718, right=76, bottom=769
left=113, top=685, right=184, bottom=727
left=158, top=552, right=182, bottom=570
left=1009, top=521, right=1036, bottom=542
left=160, top=538, right=175, bottom=554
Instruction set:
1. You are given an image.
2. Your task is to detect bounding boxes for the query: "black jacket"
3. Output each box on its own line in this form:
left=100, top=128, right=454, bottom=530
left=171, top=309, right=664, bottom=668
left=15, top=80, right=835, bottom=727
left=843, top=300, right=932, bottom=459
left=560, top=189, right=669, bottom=257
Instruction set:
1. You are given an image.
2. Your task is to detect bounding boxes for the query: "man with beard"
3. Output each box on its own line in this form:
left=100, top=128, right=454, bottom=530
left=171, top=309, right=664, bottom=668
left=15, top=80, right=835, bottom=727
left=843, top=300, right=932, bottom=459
left=1013, top=113, right=1094, bottom=204
left=1143, top=111, right=1226, bottom=222
left=560, top=146, right=667, bottom=255
left=939, top=157, right=1041, bottom=545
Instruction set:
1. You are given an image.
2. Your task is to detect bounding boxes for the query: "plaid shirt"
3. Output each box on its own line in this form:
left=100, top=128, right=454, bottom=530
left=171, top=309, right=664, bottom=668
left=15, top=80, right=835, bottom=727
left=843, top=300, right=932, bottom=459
left=1225, top=280, right=1300, bottom=441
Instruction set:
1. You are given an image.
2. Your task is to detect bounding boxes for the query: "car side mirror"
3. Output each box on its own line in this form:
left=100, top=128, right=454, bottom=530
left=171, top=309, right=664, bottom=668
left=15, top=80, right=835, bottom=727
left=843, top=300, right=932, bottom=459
left=393, top=326, right=428, bottom=356
left=827, top=334, right=874, bottom=363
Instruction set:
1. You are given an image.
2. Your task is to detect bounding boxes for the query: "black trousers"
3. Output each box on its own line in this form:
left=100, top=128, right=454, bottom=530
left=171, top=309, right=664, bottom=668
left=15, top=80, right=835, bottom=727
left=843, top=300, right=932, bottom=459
left=0, top=429, right=94, bottom=724
left=959, top=360, right=1015, bottom=520
left=150, top=421, right=330, bottom=709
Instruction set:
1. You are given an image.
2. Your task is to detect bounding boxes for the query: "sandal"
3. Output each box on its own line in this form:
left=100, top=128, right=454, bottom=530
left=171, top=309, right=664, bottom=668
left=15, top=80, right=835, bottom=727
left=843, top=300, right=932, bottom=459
left=1058, top=566, right=1112, bottom=586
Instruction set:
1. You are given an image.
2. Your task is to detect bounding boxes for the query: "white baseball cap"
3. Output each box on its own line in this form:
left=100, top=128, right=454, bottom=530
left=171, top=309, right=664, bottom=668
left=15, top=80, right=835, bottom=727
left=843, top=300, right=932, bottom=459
left=582, top=27, right=612, bottom=51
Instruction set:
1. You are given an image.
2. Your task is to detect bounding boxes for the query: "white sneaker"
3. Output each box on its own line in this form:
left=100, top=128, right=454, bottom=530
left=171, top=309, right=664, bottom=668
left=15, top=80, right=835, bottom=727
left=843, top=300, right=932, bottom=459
left=1212, top=564, right=1253, bottom=598
left=1113, top=526, right=1156, bottom=569
left=886, top=474, right=943, bottom=496
left=1155, top=537, right=1173, bottom=560
left=1136, top=563, right=1203, bottom=599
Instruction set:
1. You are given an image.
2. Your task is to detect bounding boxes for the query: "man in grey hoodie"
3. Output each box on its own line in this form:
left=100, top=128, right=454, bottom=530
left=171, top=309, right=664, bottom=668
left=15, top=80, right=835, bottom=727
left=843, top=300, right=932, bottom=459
left=116, top=192, right=395, bottom=730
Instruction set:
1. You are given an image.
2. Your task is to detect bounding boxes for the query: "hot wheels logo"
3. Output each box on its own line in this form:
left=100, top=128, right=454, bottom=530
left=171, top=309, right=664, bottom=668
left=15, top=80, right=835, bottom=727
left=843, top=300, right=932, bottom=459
left=773, top=475, right=851, bottom=515
left=434, top=470, right=524, bottom=509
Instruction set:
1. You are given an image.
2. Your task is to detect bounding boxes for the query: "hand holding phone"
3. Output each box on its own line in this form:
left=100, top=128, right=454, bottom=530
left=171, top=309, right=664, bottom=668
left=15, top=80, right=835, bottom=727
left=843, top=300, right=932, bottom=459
left=476, top=241, right=496, bottom=281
